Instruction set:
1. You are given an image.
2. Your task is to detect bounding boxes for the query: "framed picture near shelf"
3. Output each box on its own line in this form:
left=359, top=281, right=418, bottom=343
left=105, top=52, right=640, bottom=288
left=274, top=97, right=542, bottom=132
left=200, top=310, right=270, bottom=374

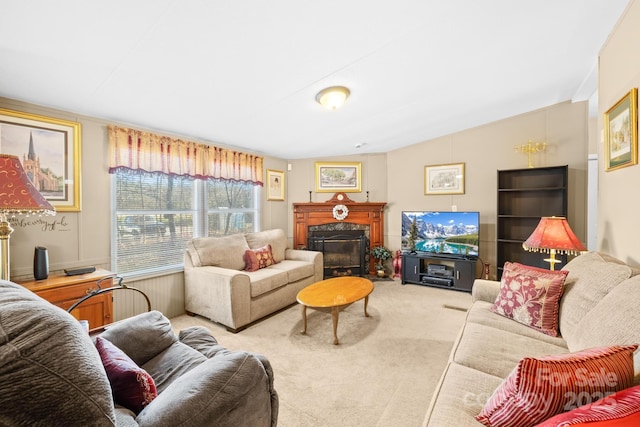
left=604, top=88, right=638, bottom=172
left=424, top=162, right=465, bottom=195
left=315, top=161, right=362, bottom=193
left=266, top=169, right=285, bottom=201
left=0, top=108, right=82, bottom=211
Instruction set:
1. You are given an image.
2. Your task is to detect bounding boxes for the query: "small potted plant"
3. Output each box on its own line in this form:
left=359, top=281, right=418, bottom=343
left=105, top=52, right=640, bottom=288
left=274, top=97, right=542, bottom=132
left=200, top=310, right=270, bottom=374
left=371, top=246, right=392, bottom=277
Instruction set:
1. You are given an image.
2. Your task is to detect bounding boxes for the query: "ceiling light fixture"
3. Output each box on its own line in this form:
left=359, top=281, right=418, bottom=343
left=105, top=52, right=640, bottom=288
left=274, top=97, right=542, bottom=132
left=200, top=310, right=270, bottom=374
left=316, top=86, right=350, bottom=110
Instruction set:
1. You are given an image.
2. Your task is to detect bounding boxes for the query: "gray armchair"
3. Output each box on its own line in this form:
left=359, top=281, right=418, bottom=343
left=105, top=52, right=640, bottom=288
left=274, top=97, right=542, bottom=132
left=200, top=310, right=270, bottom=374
left=0, top=280, right=278, bottom=426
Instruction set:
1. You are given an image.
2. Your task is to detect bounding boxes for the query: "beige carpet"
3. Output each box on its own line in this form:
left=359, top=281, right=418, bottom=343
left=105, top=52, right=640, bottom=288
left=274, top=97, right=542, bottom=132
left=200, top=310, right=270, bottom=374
left=171, top=279, right=472, bottom=427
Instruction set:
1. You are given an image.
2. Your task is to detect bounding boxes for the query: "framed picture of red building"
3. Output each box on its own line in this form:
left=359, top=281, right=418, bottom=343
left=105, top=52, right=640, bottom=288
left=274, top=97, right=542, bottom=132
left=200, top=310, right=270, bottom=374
left=0, top=108, right=81, bottom=211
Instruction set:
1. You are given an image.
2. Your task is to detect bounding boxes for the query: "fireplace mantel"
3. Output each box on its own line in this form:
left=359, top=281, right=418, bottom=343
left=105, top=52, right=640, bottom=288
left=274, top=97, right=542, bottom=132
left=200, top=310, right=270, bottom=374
left=293, top=193, right=387, bottom=274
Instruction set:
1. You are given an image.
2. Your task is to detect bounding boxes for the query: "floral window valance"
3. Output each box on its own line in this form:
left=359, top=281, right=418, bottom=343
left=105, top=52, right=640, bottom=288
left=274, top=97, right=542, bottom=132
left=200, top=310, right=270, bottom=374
left=108, top=125, right=263, bottom=185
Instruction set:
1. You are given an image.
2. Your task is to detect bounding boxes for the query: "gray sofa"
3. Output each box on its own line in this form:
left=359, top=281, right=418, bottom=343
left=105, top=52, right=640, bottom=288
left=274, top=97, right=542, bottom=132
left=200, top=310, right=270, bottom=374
left=184, top=228, right=323, bottom=332
left=0, top=280, right=278, bottom=426
left=423, top=252, right=640, bottom=426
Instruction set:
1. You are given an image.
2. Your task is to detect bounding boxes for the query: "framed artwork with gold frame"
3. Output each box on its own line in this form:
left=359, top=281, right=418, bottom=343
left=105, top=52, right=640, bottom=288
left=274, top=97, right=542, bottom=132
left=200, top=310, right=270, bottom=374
left=424, top=162, right=465, bottom=195
left=266, top=169, right=285, bottom=201
left=604, top=88, right=638, bottom=172
left=315, top=161, right=362, bottom=193
left=0, top=108, right=82, bottom=211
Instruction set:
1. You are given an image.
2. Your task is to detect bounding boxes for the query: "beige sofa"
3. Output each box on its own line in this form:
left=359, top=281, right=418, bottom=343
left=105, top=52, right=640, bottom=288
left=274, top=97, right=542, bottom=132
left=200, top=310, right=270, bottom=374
left=184, top=229, right=323, bottom=332
left=423, top=252, right=640, bottom=426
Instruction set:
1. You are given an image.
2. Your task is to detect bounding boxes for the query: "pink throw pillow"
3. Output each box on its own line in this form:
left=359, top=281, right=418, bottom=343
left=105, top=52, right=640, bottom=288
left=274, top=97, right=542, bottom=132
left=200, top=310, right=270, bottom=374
left=476, top=344, right=638, bottom=427
left=95, top=336, right=157, bottom=414
left=244, top=244, right=276, bottom=271
left=535, top=384, right=640, bottom=426
left=491, top=262, right=568, bottom=336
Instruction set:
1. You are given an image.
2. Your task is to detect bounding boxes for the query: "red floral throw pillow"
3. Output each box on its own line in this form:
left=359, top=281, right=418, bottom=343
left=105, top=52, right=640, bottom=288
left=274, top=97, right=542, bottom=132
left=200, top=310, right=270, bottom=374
left=244, top=244, right=276, bottom=272
left=95, top=336, right=157, bottom=414
left=476, top=344, right=638, bottom=427
left=490, top=262, right=568, bottom=336
left=535, top=384, right=640, bottom=426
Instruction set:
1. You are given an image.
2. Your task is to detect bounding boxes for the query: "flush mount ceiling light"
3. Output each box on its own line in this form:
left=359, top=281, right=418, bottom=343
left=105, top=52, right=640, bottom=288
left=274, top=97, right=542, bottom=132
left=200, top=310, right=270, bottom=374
left=316, top=86, right=350, bottom=110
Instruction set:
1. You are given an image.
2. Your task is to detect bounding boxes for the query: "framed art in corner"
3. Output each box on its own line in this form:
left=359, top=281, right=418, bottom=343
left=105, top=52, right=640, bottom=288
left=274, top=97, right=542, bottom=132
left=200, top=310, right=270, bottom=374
left=315, top=161, right=362, bottom=193
left=604, top=88, right=638, bottom=172
left=424, top=162, right=465, bottom=195
left=0, top=108, right=82, bottom=211
left=266, top=169, right=285, bottom=201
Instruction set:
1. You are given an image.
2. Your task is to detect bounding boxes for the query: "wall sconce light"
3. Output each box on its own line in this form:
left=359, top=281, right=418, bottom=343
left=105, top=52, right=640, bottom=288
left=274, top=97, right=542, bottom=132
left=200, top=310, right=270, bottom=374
left=316, top=86, right=350, bottom=110
left=522, top=216, right=585, bottom=270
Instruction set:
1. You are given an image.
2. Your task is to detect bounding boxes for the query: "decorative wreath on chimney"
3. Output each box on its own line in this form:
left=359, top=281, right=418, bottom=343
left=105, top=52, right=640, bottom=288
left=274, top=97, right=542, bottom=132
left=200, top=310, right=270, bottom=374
left=332, top=204, right=349, bottom=221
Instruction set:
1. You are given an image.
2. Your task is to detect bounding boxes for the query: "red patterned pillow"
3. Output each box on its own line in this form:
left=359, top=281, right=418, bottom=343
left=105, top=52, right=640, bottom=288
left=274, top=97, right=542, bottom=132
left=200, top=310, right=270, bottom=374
left=491, top=262, right=568, bottom=336
left=244, top=244, right=276, bottom=272
left=95, top=336, right=157, bottom=414
left=535, top=384, right=640, bottom=426
left=476, top=344, right=638, bottom=427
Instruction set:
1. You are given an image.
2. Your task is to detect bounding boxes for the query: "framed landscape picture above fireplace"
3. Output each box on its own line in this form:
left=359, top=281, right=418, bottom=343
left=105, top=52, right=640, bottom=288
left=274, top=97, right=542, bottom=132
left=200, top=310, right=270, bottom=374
left=315, top=161, right=361, bottom=193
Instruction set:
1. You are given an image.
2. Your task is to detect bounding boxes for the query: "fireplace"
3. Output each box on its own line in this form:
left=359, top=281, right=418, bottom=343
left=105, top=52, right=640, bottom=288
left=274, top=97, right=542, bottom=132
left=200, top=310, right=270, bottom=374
left=293, top=192, right=386, bottom=275
left=308, top=230, right=368, bottom=278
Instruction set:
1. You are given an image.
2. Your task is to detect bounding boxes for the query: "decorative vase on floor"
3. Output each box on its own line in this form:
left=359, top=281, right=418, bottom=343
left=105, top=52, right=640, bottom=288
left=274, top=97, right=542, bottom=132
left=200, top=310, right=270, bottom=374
left=377, top=269, right=385, bottom=278
left=393, top=250, right=402, bottom=279
left=483, top=263, right=490, bottom=280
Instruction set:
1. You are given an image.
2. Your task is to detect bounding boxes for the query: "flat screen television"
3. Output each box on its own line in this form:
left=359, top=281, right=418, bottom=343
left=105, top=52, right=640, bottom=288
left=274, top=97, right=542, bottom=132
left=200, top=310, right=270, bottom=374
left=401, top=211, right=479, bottom=259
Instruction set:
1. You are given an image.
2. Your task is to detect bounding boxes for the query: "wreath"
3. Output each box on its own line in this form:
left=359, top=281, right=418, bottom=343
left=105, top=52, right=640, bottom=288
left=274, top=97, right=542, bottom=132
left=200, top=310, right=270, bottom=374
left=332, top=204, right=349, bottom=221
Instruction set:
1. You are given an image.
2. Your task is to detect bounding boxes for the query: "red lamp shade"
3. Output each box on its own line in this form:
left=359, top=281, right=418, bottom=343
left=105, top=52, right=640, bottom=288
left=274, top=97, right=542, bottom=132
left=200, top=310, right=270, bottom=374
left=0, top=154, right=55, bottom=281
left=523, top=217, right=586, bottom=255
left=0, top=154, right=55, bottom=215
left=522, top=217, right=585, bottom=270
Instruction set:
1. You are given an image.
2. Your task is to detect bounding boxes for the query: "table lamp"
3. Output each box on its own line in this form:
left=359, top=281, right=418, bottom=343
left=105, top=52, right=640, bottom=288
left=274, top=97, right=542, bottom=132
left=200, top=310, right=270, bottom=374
left=0, top=154, right=55, bottom=281
left=522, top=216, right=586, bottom=270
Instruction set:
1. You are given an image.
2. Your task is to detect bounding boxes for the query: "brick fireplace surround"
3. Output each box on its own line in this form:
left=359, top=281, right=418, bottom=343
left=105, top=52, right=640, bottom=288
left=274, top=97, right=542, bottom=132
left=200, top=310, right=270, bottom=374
left=293, top=192, right=387, bottom=275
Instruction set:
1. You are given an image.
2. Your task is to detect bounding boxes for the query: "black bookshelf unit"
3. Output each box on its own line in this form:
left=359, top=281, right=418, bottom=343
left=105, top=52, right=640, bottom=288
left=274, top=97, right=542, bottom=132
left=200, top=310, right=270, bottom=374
left=401, top=252, right=475, bottom=292
left=497, top=165, right=568, bottom=279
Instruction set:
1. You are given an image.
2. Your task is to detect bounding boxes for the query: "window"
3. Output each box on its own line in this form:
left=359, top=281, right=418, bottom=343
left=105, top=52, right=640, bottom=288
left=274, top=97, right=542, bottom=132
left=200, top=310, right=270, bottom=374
left=112, top=171, right=259, bottom=277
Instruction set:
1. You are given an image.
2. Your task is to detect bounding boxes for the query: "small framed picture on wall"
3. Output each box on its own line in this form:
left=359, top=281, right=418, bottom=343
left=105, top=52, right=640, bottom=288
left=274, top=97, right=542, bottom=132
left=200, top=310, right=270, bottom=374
left=604, top=88, right=638, bottom=171
left=424, top=162, right=465, bottom=195
left=266, top=169, right=285, bottom=201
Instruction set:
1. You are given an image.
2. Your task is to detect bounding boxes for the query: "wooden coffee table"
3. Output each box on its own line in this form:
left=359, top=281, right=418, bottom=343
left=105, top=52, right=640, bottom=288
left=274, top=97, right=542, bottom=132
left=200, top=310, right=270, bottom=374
left=296, top=276, right=374, bottom=345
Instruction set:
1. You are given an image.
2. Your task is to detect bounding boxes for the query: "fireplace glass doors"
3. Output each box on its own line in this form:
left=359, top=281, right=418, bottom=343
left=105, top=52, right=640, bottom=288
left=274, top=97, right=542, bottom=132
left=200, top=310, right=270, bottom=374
left=308, top=230, right=367, bottom=278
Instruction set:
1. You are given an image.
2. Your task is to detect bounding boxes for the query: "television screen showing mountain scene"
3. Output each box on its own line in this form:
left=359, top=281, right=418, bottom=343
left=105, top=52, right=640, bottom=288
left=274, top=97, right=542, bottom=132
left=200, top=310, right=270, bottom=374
left=401, top=211, right=479, bottom=258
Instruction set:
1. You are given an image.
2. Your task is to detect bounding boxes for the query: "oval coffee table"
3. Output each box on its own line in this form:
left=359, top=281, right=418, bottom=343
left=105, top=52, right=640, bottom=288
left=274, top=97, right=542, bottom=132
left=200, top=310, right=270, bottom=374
left=296, top=276, right=374, bottom=345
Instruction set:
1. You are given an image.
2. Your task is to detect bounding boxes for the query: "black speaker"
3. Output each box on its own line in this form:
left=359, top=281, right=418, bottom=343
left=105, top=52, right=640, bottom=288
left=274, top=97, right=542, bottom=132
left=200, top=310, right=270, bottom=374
left=33, top=246, right=49, bottom=280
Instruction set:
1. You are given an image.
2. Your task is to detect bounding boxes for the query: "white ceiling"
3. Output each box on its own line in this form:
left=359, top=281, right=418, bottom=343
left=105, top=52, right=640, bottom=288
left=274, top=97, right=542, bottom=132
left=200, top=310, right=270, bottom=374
left=0, top=1, right=630, bottom=159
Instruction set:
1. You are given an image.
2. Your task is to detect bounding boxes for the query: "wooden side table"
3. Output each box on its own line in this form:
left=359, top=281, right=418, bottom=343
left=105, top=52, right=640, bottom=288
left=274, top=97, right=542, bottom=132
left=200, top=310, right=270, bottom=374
left=17, top=269, right=115, bottom=329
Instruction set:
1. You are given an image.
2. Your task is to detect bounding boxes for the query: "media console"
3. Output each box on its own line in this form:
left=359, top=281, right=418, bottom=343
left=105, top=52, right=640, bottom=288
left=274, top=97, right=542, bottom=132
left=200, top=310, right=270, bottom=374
left=401, top=252, right=476, bottom=292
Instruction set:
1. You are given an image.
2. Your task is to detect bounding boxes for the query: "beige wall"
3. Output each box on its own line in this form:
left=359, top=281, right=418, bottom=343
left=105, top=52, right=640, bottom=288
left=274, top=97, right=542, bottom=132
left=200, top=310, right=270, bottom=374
left=2, top=70, right=593, bottom=305
left=288, top=101, right=589, bottom=279
left=0, top=97, right=287, bottom=318
left=598, top=0, right=640, bottom=266
left=0, top=96, right=287, bottom=280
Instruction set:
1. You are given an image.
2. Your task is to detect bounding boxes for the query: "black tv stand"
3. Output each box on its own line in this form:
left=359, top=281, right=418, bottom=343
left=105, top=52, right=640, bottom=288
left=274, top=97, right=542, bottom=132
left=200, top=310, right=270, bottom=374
left=401, top=252, right=476, bottom=292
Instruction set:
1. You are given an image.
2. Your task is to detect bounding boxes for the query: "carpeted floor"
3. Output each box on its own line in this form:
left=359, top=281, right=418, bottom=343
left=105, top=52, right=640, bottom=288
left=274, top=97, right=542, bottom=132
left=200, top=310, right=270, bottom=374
left=170, top=279, right=472, bottom=427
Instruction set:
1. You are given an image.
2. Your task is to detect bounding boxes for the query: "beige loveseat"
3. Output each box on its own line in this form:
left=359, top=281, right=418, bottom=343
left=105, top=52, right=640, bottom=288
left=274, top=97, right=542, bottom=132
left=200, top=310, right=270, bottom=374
left=184, top=229, right=323, bottom=332
left=423, top=252, right=640, bottom=426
